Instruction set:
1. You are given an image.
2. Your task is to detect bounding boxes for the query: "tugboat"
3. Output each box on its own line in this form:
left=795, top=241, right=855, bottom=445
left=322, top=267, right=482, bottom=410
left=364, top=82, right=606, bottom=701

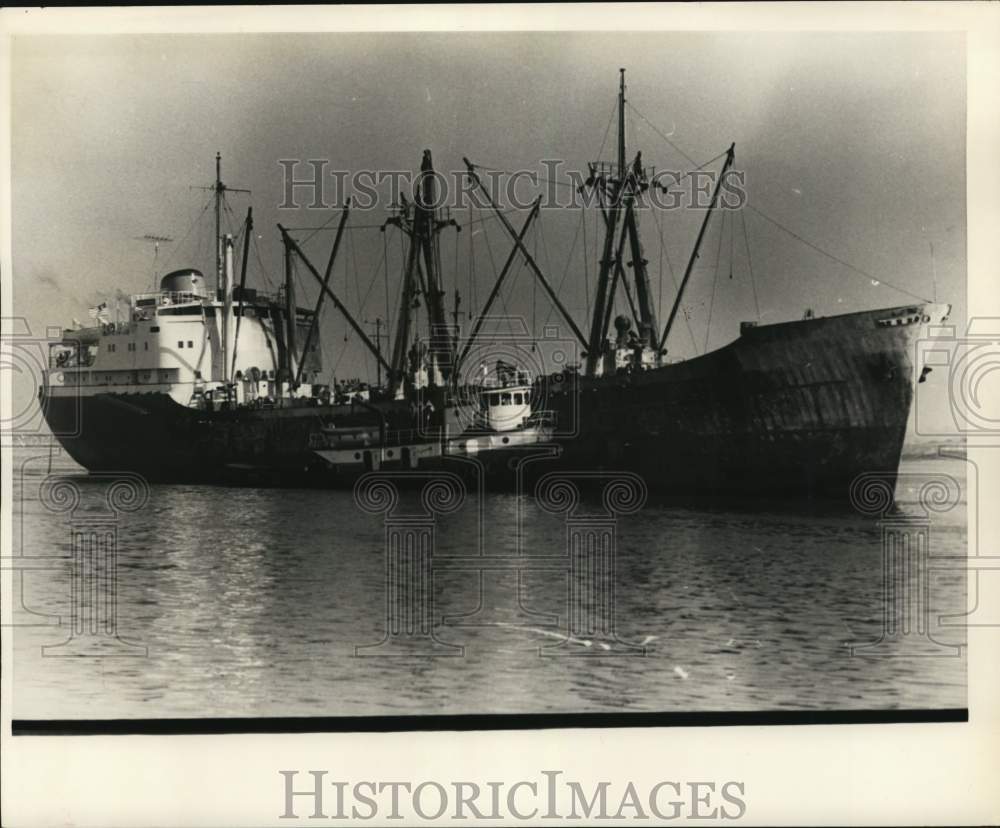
left=40, top=72, right=950, bottom=499
left=309, top=360, right=556, bottom=481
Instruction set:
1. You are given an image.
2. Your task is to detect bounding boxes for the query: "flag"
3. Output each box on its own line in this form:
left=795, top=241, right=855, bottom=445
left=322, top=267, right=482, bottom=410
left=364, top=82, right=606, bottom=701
left=88, top=302, right=111, bottom=324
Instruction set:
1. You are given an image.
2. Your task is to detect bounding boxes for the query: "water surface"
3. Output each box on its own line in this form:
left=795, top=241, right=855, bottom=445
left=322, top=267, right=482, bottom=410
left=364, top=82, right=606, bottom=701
left=10, top=449, right=967, bottom=719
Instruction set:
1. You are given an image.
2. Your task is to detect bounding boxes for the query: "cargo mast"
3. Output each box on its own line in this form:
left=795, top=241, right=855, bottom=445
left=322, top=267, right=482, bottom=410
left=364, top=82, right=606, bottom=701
left=583, top=69, right=660, bottom=375
left=383, top=151, right=459, bottom=396
left=208, top=153, right=251, bottom=297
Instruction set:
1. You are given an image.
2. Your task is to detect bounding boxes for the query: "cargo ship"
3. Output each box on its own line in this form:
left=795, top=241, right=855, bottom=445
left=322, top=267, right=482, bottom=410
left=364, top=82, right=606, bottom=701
left=39, top=71, right=949, bottom=498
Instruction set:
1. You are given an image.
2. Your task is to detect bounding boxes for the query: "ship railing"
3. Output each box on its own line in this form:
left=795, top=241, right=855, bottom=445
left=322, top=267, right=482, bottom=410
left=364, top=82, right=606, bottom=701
left=96, top=320, right=135, bottom=336
left=478, top=372, right=532, bottom=390
left=131, top=288, right=286, bottom=308
left=525, top=409, right=557, bottom=428
left=49, top=352, right=96, bottom=369
left=314, top=425, right=445, bottom=450
left=383, top=426, right=443, bottom=446
left=130, top=290, right=206, bottom=308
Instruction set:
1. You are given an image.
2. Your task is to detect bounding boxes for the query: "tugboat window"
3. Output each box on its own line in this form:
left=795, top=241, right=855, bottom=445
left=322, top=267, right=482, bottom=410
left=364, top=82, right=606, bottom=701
left=501, top=393, right=511, bottom=405
left=514, top=393, right=523, bottom=405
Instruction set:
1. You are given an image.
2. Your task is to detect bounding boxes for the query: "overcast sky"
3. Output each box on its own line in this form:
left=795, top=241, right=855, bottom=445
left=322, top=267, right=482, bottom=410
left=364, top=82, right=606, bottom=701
left=12, top=31, right=965, bottom=428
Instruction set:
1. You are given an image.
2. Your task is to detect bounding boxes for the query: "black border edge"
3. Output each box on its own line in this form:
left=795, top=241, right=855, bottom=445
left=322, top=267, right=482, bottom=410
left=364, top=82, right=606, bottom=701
left=12, top=708, right=969, bottom=736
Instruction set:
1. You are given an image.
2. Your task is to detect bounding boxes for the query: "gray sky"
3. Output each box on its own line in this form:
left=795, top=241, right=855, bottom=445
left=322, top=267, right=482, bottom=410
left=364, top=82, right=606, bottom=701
left=12, top=31, right=965, bottom=427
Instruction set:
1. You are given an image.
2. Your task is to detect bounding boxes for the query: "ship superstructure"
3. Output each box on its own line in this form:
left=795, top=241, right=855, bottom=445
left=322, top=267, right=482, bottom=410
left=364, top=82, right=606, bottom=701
left=46, top=156, right=325, bottom=421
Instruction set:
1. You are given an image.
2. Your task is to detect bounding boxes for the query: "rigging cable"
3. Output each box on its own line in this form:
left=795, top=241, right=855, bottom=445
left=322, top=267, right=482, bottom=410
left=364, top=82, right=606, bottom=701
left=285, top=206, right=522, bottom=233
left=158, top=192, right=213, bottom=274
left=729, top=200, right=735, bottom=279
left=740, top=208, right=762, bottom=322
left=626, top=101, right=696, bottom=170
left=532, top=225, right=539, bottom=345
left=392, top=223, right=407, bottom=353
left=297, top=209, right=342, bottom=249
left=383, top=230, right=392, bottom=344
left=453, top=212, right=461, bottom=328
left=704, top=210, right=727, bottom=353
left=347, top=230, right=371, bottom=383
left=251, top=232, right=277, bottom=294
left=593, top=98, right=618, bottom=170
left=745, top=203, right=930, bottom=303
left=468, top=202, right=477, bottom=318
left=352, top=228, right=390, bottom=317
left=539, top=207, right=584, bottom=331
left=657, top=217, right=663, bottom=331
left=650, top=204, right=698, bottom=356
left=581, top=207, right=591, bottom=322
left=626, top=102, right=699, bottom=169
left=478, top=212, right=507, bottom=340
left=470, top=99, right=621, bottom=193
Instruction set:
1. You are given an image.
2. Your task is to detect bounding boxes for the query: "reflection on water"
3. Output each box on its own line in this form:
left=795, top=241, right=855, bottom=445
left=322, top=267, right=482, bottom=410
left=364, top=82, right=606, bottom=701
left=11, top=450, right=966, bottom=718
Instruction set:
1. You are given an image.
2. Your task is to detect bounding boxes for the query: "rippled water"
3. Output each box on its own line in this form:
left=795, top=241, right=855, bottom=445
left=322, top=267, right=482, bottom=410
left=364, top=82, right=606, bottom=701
left=10, top=448, right=967, bottom=719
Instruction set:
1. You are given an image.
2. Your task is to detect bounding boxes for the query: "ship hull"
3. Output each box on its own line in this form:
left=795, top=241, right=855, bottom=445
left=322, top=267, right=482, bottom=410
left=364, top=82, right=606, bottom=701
left=40, top=303, right=946, bottom=500
left=543, top=303, right=943, bottom=499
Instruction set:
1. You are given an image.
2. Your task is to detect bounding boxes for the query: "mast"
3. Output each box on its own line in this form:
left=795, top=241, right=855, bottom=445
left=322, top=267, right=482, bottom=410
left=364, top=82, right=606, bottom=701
left=383, top=155, right=460, bottom=396
left=451, top=290, right=461, bottom=355
left=585, top=70, right=629, bottom=375
left=659, top=143, right=736, bottom=353
left=282, top=233, right=295, bottom=385
left=215, top=152, right=222, bottom=296
left=230, top=207, right=253, bottom=383
left=618, top=68, right=627, bottom=181
left=416, top=150, right=455, bottom=386
left=222, top=235, right=234, bottom=389
left=370, top=317, right=383, bottom=389
left=600, top=210, right=636, bottom=345
left=625, top=181, right=658, bottom=351
left=205, top=153, right=250, bottom=297
left=386, top=199, right=420, bottom=396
